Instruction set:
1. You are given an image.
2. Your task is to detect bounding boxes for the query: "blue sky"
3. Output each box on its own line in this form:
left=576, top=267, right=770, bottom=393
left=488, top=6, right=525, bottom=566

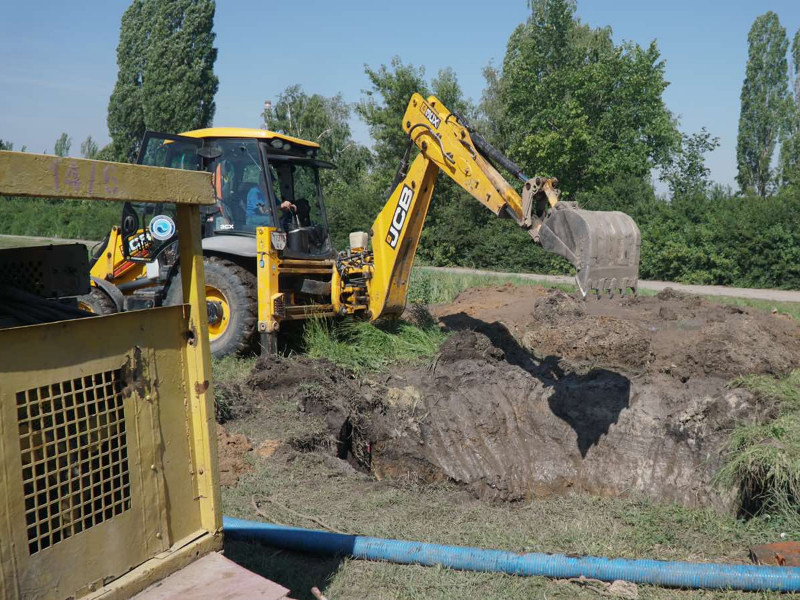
left=1, top=1, right=798, bottom=189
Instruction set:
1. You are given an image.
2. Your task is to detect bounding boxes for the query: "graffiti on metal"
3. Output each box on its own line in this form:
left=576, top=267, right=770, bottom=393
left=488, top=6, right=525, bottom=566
left=52, top=159, right=119, bottom=196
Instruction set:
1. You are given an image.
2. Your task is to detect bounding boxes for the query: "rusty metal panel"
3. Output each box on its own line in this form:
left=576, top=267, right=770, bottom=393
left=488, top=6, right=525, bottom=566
left=0, top=308, right=204, bottom=600
left=0, top=151, right=214, bottom=205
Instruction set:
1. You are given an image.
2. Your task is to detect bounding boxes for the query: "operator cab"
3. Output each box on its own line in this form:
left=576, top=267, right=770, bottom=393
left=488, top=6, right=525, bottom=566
left=136, top=129, right=335, bottom=260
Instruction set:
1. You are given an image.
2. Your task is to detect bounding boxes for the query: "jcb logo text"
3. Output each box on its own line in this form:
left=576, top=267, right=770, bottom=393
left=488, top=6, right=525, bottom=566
left=386, top=185, right=414, bottom=249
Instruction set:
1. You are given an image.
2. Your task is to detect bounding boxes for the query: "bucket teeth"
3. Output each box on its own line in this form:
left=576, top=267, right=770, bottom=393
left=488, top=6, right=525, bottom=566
left=537, top=203, right=641, bottom=299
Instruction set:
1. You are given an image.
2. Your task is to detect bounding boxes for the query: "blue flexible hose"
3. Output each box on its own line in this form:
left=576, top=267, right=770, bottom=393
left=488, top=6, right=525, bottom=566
left=223, top=516, right=800, bottom=592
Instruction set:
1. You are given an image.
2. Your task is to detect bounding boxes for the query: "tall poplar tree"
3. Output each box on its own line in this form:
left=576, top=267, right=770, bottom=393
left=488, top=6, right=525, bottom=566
left=107, top=0, right=150, bottom=162
left=54, top=133, right=72, bottom=157
left=736, top=12, right=791, bottom=197
left=107, top=0, right=218, bottom=162
left=779, top=30, right=800, bottom=186
left=141, top=0, right=218, bottom=133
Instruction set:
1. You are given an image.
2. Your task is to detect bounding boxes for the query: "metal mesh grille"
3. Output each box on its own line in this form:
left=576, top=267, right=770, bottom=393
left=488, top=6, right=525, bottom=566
left=0, top=259, right=45, bottom=295
left=16, top=370, right=131, bottom=555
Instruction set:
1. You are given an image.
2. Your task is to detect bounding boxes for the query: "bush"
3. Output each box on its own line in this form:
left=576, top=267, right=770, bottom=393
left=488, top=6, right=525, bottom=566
left=0, top=196, right=119, bottom=240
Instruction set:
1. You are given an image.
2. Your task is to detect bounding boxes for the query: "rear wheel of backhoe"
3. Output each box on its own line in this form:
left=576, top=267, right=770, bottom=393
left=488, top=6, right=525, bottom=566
left=77, top=287, right=117, bottom=315
left=166, top=257, right=258, bottom=359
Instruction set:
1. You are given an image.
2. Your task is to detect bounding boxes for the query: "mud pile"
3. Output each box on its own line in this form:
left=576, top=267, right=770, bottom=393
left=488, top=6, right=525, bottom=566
left=240, top=287, right=800, bottom=512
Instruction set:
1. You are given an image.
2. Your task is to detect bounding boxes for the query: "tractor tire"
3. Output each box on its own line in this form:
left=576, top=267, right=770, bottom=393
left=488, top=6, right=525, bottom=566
left=77, top=287, right=118, bottom=315
left=166, top=257, right=258, bottom=359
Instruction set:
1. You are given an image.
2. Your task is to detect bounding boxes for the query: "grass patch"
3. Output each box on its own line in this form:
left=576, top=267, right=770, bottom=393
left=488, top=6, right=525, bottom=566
left=212, top=355, right=257, bottom=422
left=717, top=370, right=800, bottom=529
left=303, top=316, right=445, bottom=372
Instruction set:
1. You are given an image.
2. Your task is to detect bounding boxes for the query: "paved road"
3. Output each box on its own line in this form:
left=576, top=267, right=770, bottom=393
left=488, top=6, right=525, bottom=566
left=421, top=266, right=800, bottom=303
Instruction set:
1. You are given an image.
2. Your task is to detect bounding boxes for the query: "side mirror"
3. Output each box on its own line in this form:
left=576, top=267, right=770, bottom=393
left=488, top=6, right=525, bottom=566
left=121, top=203, right=139, bottom=237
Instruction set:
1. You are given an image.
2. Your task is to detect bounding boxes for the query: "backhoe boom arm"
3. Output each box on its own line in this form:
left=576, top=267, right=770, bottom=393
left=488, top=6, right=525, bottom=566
left=333, top=93, right=641, bottom=321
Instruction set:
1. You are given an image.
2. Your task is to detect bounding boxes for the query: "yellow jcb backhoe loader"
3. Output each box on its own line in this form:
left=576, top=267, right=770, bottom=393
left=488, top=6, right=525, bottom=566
left=85, top=93, right=640, bottom=357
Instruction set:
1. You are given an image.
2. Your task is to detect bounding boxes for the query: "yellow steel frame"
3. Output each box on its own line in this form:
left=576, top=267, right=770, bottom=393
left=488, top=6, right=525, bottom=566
left=0, top=151, right=220, bottom=600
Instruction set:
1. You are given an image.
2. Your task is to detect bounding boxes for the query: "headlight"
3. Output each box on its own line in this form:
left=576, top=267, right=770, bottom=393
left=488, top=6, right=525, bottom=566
left=271, top=231, right=287, bottom=251
left=270, top=139, right=283, bottom=148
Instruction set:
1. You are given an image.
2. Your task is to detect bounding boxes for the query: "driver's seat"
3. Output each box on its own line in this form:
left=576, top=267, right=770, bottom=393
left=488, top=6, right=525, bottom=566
left=232, top=182, right=257, bottom=226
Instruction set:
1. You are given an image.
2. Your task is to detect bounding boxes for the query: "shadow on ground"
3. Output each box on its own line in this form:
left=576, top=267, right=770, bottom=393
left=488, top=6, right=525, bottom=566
left=438, top=312, right=631, bottom=457
left=225, top=539, right=342, bottom=600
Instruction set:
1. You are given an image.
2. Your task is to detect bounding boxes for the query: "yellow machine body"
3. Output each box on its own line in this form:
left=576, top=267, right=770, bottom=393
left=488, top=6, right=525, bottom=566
left=0, top=151, right=221, bottom=599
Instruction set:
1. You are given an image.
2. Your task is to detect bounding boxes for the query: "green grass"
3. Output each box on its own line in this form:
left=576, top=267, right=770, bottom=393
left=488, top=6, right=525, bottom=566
left=717, top=370, right=800, bottom=528
left=303, top=316, right=446, bottom=372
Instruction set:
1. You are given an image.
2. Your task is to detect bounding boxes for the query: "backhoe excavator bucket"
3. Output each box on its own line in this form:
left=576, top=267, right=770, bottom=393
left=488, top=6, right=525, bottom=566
left=537, top=202, right=641, bottom=298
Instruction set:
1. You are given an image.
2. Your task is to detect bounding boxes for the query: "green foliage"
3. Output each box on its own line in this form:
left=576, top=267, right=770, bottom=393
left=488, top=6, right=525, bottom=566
left=737, top=12, right=792, bottom=197
left=80, top=136, right=99, bottom=159
left=303, top=317, right=445, bottom=372
left=0, top=196, right=119, bottom=240
left=107, top=0, right=218, bottom=162
left=107, top=0, right=150, bottom=162
left=0, top=140, right=13, bottom=151
left=659, top=128, right=720, bottom=199
left=142, top=0, right=218, bottom=133
left=780, top=29, right=800, bottom=187
left=587, top=176, right=800, bottom=289
left=491, top=0, right=678, bottom=197
left=717, top=370, right=800, bottom=526
left=54, top=133, right=71, bottom=157
left=356, top=58, right=428, bottom=171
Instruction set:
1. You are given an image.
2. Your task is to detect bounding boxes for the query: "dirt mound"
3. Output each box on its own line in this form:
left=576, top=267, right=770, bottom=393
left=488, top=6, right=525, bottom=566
left=231, top=285, right=800, bottom=512
left=435, top=286, right=800, bottom=381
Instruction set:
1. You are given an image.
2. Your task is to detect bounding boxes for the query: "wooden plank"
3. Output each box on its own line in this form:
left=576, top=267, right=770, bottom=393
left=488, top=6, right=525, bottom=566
left=132, top=552, right=292, bottom=600
left=0, top=151, right=214, bottom=205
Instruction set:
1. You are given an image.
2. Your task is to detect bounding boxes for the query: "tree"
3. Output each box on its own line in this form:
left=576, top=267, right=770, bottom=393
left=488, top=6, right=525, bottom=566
left=736, top=12, right=791, bottom=198
left=488, top=0, right=677, bottom=197
left=107, top=0, right=150, bottom=162
left=0, top=140, right=12, bottom=151
left=107, top=0, right=218, bottom=162
left=660, top=128, right=720, bottom=199
left=779, top=29, right=800, bottom=186
left=141, top=0, right=218, bottom=133
left=356, top=58, right=429, bottom=171
left=80, top=136, right=100, bottom=159
left=264, top=85, right=354, bottom=162
left=54, top=133, right=72, bottom=157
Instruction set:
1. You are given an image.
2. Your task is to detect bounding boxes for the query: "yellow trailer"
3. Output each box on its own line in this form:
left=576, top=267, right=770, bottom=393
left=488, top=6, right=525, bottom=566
left=0, top=151, right=223, bottom=599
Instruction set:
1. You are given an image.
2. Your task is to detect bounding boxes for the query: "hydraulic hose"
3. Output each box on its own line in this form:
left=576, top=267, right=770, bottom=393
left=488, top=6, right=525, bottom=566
left=223, top=516, right=800, bottom=593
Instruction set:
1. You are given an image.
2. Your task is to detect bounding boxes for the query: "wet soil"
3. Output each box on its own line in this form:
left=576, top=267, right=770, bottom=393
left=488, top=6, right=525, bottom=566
left=225, top=286, right=800, bottom=512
